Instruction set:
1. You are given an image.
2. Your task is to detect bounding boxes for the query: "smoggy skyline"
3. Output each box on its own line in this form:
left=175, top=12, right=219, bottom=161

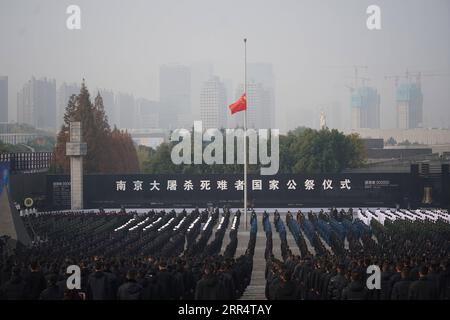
left=1, top=0, right=449, bottom=131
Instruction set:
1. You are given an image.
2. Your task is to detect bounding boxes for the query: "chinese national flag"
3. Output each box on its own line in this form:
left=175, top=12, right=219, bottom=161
left=228, top=94, right=247, bottom=115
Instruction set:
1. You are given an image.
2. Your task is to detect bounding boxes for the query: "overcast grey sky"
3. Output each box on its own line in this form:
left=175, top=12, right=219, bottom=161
left=1, top=0, right=449, bottom=131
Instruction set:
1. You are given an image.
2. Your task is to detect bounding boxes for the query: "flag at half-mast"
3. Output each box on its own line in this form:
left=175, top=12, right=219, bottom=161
left=228, top=94, right=247, bottom=115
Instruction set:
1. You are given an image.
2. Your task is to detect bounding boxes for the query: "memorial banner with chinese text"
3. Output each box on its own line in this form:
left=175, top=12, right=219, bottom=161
left=46, top=173, right=414, bottom=210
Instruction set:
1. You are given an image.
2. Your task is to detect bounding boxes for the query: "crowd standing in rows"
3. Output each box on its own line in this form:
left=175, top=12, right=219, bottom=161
left=264, top=208, right=450, bottom=300
left=0, top=208, right=256, bottom=300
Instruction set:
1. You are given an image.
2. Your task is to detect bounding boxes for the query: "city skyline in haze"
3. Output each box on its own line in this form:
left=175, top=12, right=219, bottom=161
left=1, top=0, right=449, bottom=131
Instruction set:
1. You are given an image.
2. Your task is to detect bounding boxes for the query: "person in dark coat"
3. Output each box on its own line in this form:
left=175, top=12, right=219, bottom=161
left=87, top=262, right=112, bottom=300
left=266, top=264, right=281, bottom=300
left=39, top=274, right=62, bottom=300
left=182, top=263, right=196, bottom=300
left=341, top=271, right=368, bottom=300
left=408, top=266, right=439, bottom=300
left=142, top=271, right=159, bottom=300
left=117, top=270, right=142, bottom=300
left=195, top=264, right=224, bottom=300
left=274, top=271, right=297, bottom=300
left=103, top=262, right=119, bottom=300
left=390, top=268, right=412, bottom=300
left=438, top=260, right=450, bottom=300
left=426, top=261, right=441, bottom=295
left=218, top=263, right=236, bottom=300
left=389, top=263, right=403, bottom=288
left=1, top=267, right=26, bottom=300
left=172, top=263, right=185, bottom=300
left=155, top=261, right=174, bottom=300
left=24, top=261, right=47, bottom=300
left=319, top=264, right=333, bottom=300
left=328, top=264, right=348, bottom=300
left=378, top=262, right=393, bottom=300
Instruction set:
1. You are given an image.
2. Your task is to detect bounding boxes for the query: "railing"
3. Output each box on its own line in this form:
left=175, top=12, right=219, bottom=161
left=0, top=152, right=53, bottom=173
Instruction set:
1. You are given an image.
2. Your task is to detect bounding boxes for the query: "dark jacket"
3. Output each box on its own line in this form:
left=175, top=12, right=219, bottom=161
left=218, top=272, right=236, bottom=300
left=408, top=277, right=439, bottom=300
left=267, top=276, right=280, bottom=300
left=379, top=271, right=393, bottom=300
left=328, top=274, right=347, bottom=300
left=341, top=281, right=368, bottom=300
left=172, top=271, right=185, bottom=300
left=104, top=271, right=119, bottom=300
left=117, top=280, right=142, bottom=300
left=142, top=275, right=160, bottom=300
left=24, top=271, right=47, bottom=300
left=39, top=285, right=63, bottom=300
left=390, top=279, right=412, bottom=300
left=195, top=274, right=224, bottom=300
left=438, top=270, right=450, bottom=299
left=320, top=272, right=332, bottom=299
left=155, top=270, right=174, bottom=300
left=1, top=275, right=26, bottom=300
left=274, top=280, right=297, bottom=300
left=87, top=271, right=111, bottom=300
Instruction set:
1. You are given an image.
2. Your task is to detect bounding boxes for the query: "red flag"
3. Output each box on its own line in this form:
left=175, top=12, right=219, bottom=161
left=228, top=94, right=247, bottom=115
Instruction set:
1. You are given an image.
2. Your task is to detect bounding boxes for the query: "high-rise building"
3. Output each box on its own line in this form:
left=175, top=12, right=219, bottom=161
left=57, top=83, right=80, bottom=130
left=0, top=76, right=8, bottom=123
left=200, top=76, right=227, bottom=129
left=17, top=77, right=56, bottom=131
left=136, top=98, right=160, bottom=129
left=98, top=89, right=116, bottom=126
left=248, top=63, right=275, bottom=128
left=351, top=86, right=380, bottom=129
left=159, top=64, right=191, bottom=129
left=396, top=83, right=423, bottom=129
left=223, top=78, right=233, bottom=128
left=191, top=62, right=213, bottom=121
left=0, top=76, right=7, bottom=123
left=115, top=93, right=135, bottom=129
left=234, top=81, right=272, bottom=129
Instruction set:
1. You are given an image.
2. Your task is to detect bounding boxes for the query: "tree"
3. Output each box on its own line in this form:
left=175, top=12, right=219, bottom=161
left=386, top=137, right=397, bottom=146
left=398, top=139, right=412, bottom=146
left=0, top=140, right=10, bottom=153
left=0, top=140, right=31, bottom=153
left=287, top=128, right=366, bottom=174
left=26, top=136, right=56, bottom=152
left=52, top=80, right=139, bottom=174
left=140, top=126, right=367, bottom=175
left=142, top=142, right=180, bottom=174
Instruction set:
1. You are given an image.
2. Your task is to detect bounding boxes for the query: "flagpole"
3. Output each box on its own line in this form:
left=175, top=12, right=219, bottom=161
left=244, top=38, right=248, bottom=231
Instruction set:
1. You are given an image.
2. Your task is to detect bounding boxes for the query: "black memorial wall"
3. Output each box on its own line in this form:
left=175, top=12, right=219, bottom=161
left=45, top=173, right=418, bottom=210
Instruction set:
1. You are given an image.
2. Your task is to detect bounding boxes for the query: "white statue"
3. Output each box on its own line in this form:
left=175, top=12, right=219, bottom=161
left=320, top=111, right=327, bottom=130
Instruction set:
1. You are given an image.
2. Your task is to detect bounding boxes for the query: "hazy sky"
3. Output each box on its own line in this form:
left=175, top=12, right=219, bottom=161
left=1, top=0, right=449, bottom=131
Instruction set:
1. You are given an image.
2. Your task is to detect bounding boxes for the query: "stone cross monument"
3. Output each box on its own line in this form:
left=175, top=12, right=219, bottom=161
left=66, top=122, right=87, bottom=210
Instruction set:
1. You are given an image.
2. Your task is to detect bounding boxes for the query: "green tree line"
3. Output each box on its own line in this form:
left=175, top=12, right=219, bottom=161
left=139, top=127, right=366, bottom=174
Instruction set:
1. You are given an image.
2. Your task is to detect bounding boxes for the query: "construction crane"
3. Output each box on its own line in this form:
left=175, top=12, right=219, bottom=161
left=407, top=72, right=450, bottom=87
left=326, top=65, right=369, bottom=87
left=385, top=70, right=450, bottom=87
left=344, top=84, right=355, bottom=93
left=384, top=75, right=401, bottom=87
left=345, top=76, right=371, bottom=87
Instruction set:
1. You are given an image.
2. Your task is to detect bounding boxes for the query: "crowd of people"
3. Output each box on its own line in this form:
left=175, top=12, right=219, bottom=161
left=1, top=207, right=449, bottom=300
left=264, top=208, right=450, bottom=300
left=0, top=208, right=256, bottom=300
